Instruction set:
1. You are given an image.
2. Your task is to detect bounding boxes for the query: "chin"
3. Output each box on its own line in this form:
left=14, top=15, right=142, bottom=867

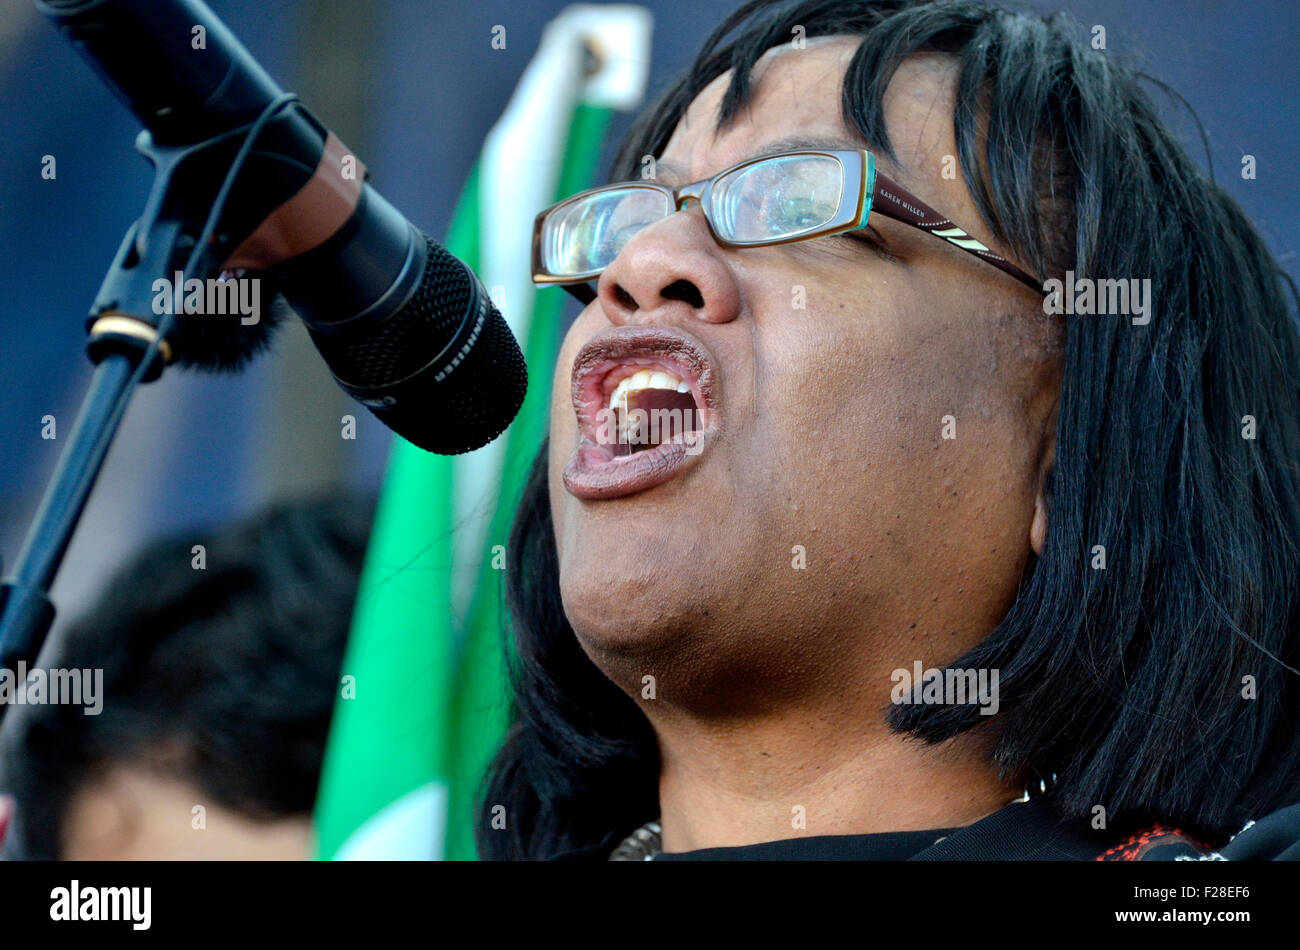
left=559, top=548, right=725, bottom=697
left=560, top=554, right=689, bottom=649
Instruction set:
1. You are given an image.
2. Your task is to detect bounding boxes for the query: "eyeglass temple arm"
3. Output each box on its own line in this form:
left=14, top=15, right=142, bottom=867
left=869, top=172, right=1043, bottom=293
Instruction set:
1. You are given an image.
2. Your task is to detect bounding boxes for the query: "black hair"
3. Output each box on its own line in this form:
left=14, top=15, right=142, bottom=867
left=0, top=493, right=373, bottom=859
left=479, top=0, right=1300, bottom=859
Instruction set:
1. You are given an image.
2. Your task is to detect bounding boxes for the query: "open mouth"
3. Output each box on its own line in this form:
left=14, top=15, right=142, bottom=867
left=603, top=366, right=702, bottom=456
left=564, top=326, right=719, bottom=500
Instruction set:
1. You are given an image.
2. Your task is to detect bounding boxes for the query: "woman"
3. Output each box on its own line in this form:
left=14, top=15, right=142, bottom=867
left=479, top=0, right=1300, bottom=860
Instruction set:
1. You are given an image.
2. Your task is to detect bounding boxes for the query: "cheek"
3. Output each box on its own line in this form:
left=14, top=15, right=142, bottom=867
left=741, top=298, right=1036, bottom=574
left=740, top=306, right=912, bottom=487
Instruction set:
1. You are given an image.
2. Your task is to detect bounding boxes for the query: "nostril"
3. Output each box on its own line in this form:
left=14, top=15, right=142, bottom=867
left=662, top=279, right=705, bottom=309
left=614, top=284, right=637, bottom=310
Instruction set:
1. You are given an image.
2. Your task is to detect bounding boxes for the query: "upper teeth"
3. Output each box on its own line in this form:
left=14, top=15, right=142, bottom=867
left=608, top=368, right=690, bottom=411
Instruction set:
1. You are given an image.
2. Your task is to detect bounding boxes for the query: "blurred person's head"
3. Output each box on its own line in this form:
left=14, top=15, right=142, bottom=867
left=0, top=494, right=372, bottom=860
left=483, top=0, right=1300, bottom=858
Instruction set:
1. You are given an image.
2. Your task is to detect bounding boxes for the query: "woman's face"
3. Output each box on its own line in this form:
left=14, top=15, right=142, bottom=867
left=547, top=38, right=1061, bottom=704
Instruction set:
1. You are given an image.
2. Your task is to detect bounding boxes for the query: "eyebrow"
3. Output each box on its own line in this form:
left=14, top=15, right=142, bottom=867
left=653, top=134, right=898, bottom=185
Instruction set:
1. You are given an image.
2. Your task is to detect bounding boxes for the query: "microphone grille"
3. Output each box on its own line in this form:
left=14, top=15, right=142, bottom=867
left=312, top=234, right=527, bottom=455
left=311, top=240, right=473, bottom=387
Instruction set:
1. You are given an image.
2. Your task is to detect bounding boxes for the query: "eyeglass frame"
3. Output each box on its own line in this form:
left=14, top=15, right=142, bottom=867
left=530, top=148, right=1042, bottom=304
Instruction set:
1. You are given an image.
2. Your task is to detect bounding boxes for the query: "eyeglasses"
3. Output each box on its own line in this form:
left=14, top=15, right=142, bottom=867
left=531, top=148, right=1042, bottom=303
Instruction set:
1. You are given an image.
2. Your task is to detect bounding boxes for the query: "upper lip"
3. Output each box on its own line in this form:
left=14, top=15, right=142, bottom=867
left=570, top=325, right=719, bottom=444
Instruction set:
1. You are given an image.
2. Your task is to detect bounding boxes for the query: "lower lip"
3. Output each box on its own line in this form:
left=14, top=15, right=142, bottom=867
left=562, top=436, right=706, bottom=500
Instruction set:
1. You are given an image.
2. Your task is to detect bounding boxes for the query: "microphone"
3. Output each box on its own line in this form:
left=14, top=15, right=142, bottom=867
left=36, top=0, right=526, bottom=455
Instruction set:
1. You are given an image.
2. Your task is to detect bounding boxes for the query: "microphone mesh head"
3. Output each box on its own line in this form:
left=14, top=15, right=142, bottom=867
left=313, top=240, right=473, bottom=386
left=311, top=235, right=528, bottom=455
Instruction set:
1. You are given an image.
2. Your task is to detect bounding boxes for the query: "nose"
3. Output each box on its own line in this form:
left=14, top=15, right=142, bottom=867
left=596, top=205, right=742, bottom=326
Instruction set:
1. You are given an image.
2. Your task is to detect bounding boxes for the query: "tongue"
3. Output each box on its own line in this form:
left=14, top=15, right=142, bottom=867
left=614, top=388, right=700, bottom=455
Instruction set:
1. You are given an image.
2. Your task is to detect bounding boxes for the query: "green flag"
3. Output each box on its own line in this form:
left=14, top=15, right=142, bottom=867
left=313, top=4, right=651, bottom=861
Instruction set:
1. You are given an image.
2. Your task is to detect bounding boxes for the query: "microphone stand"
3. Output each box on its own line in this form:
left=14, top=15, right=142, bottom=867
left=0, top=96, right=297, bottom=724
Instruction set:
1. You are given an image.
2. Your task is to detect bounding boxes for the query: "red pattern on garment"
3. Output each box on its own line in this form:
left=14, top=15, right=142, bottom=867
left=1096, top=824, right=1217, bottom=860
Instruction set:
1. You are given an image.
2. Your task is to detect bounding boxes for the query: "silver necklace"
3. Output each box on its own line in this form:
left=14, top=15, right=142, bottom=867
left=608, top=820, right=663, bottom=861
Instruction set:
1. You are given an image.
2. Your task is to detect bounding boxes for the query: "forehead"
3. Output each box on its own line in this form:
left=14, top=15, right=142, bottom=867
left=657, top=37, right=961, bottom=192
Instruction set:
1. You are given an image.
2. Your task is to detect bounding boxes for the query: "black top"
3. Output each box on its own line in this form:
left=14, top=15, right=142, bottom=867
left=652, top=826, right=956, bottom=861
left=549, top=796, right=1300, bottom=861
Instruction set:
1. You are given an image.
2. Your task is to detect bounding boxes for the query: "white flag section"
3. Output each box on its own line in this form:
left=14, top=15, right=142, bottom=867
left=333, top=782, right=449, bottom=861
left=452, top=5, right=653, bottom=620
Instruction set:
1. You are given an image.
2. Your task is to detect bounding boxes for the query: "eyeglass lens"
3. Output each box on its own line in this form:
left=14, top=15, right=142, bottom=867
left=542, top=154, right=847, bottom=276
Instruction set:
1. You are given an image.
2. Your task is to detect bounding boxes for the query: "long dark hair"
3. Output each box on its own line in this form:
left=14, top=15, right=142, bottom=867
left=478, top=0, right=1300, bottom=859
